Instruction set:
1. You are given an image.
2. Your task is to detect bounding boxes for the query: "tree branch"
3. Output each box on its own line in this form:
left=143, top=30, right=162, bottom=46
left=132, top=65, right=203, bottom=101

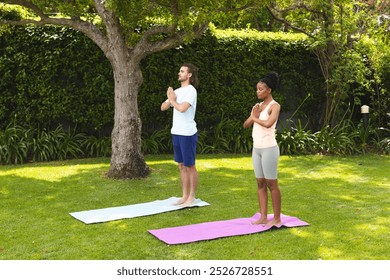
left=266, top=6, right=315, bottom=39
left=91, top=0, right=126, bottom=52
left=2, top=0, right=47, bottom=18
left=0, top=0, right=109, bottom=53
left=133, top=21, right=209, bottom=60
left=218, top=1, right=256, bottom=12
left=133, top=25, right=181, bottom=58
left=273, top=3, right=323, bottom=16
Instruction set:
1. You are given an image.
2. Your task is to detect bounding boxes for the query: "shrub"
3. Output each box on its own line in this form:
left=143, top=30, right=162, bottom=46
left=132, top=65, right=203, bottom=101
left=277, top=120, right=316, bottom=155
left=81, top=136, right=111, bottom=158
left=0, top=123, right=30, bottom=164
left=141, top=127, right=171, bottom=155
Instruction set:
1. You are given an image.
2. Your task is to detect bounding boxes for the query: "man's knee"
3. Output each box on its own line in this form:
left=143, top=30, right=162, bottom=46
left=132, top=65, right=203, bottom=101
left=178, top=163, right=185, bottom=171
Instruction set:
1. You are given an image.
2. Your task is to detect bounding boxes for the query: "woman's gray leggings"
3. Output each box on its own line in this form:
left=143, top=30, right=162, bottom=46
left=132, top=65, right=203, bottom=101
left=252, top=145, right=280, bottom=180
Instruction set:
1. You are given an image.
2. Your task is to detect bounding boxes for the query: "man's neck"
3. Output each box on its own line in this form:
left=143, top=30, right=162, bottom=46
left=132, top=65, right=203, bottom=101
left=181, top=80, right=191, bottom=88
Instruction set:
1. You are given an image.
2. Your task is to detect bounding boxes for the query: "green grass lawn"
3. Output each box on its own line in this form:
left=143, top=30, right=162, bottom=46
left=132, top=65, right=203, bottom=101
left=0, top=154, right=389, bottom=260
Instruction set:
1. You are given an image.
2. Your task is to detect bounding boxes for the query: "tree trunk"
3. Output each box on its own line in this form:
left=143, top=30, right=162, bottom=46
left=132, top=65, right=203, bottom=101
left=106, top=49, right=150, bottom=179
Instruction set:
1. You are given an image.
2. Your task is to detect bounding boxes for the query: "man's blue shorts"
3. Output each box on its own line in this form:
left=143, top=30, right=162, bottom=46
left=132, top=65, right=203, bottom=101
left=172, top=133, right=198, bottom=167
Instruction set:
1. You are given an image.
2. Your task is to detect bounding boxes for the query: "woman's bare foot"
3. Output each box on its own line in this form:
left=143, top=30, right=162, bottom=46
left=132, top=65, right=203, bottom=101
left=251, top=217, right=268, bottom=225
left=265, top=218, right=282, bottom=227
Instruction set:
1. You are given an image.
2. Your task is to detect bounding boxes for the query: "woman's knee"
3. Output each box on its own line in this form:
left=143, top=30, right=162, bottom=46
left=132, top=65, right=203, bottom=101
left=256, top=178, right=267, bottom=188
left=266, top=179, right=278, bottom=190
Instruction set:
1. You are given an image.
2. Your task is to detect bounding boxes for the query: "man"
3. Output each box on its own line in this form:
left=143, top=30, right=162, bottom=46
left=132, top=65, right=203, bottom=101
left=161, top=63, right=199, bottom=206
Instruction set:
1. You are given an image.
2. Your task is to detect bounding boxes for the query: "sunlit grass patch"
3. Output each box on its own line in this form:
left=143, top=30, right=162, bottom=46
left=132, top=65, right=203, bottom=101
left=0, top=154, right=389, bottom=260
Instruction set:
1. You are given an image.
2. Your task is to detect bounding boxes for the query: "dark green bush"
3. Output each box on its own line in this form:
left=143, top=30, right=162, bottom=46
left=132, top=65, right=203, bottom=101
left=0, top=123, right=29, bottom=164
left=0, top=124, right=112, bottom=164
left=0, top=25, right=114, bottom=134
left=0, top=25, right=323, bottom=136
left=0, top=25, right=388, bottom=162
left=0, top=119, right=387, bottom=165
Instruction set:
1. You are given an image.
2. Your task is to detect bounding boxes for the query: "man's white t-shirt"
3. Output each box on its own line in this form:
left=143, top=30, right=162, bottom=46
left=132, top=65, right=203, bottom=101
left=171, top=85, right=197, bottom=136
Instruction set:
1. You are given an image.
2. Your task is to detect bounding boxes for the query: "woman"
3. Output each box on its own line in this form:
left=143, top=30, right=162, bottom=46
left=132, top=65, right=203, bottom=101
left=243, top=72, right=282, bottom=226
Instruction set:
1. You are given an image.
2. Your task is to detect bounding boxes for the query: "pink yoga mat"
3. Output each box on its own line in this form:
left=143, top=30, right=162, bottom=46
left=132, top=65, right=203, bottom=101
left=148, top=213, right=309, bottom=245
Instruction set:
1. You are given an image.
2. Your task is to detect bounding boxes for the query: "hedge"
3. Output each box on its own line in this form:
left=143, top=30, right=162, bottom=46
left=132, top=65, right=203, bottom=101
left=0, top=25, right=324, bottom=137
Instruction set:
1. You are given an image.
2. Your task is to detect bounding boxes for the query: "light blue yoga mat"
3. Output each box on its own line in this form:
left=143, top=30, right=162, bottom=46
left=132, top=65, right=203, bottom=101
left=69, top=197, right=210, bottom=224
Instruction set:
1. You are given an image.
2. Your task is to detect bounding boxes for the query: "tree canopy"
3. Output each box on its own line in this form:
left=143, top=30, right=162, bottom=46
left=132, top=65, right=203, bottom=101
left=265, top=0, right=390, bottom=126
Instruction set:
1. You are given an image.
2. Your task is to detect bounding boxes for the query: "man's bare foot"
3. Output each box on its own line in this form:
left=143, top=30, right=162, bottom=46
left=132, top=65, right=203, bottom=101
left=251, top=218, right=268, bottom=225
left=265, top=219, right=282, bottom=227
left=181, top=197, right=196, bottom=207
left=172, top=197, right=187, bottom=206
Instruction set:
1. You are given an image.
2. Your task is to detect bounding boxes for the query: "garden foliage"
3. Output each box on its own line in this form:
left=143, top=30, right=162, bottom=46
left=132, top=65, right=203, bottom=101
left=0, top=25, right=322, bottom=134
left=0, top=25, right=388, bottom=163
